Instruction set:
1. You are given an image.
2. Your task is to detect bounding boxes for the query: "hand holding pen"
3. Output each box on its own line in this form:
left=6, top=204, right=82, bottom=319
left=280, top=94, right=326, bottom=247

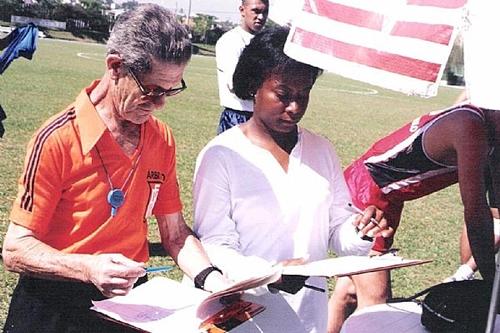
left=346, top=203, right=394, bottom=240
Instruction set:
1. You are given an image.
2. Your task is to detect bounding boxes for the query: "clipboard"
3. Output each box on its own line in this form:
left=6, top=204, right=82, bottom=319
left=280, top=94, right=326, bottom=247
left=281, top=256, right=432, bottom=277
left=91, top=273, right=280, bottom=333
left=91, top=257, right=431, bottom=332
left=199, top=300, right=265, bottom=333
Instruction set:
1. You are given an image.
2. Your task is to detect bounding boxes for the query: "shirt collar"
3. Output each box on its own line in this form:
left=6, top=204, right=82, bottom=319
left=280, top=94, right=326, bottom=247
left=74, top=80, right=107, bottom=155
left=236, top=26, right=255, bottom=45
left=74, top=80, right=161, bottom=155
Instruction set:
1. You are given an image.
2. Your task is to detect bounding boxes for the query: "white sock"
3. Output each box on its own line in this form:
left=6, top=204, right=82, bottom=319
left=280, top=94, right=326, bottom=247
left=452, top=264, right=475, bottom=281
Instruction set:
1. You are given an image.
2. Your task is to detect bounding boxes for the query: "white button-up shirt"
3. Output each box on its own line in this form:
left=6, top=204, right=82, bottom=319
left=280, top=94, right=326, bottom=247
left=193, top=126, right=372, bottom=333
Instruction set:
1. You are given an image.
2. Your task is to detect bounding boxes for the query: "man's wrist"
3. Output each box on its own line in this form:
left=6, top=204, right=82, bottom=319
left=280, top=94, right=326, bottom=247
left=81, top=254, right=95, bottom=284
left=194, top=265, right=223, bottom=290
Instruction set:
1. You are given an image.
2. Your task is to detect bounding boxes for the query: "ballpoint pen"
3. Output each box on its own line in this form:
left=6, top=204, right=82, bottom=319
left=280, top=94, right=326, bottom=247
left=145, top=265, right=174, bottom=273
left=346, top=203, right=382, bottom=229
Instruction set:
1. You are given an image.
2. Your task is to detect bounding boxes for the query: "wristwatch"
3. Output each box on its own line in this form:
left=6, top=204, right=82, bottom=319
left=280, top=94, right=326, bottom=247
left=194, top=265, right=223, bottom=290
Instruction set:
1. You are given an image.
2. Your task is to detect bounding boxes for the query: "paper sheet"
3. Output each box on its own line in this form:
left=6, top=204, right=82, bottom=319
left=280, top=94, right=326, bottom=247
left=91, top=277, right=209, bottom=332
left=91, top=268, right=282, bottom=333
left=197, top=267, right=281, bottom=319
left=91, top=257, right=429, bottom=332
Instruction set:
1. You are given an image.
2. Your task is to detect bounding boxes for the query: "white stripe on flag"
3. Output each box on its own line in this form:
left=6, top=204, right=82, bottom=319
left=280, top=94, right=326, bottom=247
left=284, top=0, right=468, bottom=97
left=295, top=11, right=452, bottom=63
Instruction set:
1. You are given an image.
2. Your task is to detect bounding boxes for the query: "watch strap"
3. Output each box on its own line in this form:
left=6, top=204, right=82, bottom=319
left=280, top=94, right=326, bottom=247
left=194, top=265, right=223, bottom=290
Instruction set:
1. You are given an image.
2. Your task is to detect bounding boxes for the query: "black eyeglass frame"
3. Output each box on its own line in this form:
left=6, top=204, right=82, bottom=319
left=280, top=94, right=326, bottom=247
left=128, top=68, right=187, bottom=98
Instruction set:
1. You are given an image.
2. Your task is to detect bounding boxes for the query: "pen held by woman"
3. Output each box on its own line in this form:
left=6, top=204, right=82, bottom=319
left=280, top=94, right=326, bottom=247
left=347, top=203, right=394, bottom=239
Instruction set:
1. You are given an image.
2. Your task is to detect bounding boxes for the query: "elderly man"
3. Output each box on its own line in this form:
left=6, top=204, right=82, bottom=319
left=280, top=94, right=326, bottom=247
left=2, top=4, right=227, bottom=332
left=215, top=0, right=269, bottom=134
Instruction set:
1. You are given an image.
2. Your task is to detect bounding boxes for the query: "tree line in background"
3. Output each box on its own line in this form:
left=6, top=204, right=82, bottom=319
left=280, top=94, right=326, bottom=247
left=0, top=0, right=117, bottom=33
left=0, top=0, right=235, bottom=44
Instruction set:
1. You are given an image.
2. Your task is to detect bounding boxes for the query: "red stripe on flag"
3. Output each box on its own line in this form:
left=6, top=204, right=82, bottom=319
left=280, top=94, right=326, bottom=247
left=407, top=0, right=467, bottom=9
left=291, top=27, right=440, bottom=82
left=391, top=21, right=453, bottom=45
left=303, top=0, right=313, bottom=13
left=303, top=0, right=384, bottom=30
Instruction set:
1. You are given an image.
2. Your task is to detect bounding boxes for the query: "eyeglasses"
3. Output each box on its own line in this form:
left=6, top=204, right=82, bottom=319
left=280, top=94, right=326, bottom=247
left=128, top=68, right=187, bottom=98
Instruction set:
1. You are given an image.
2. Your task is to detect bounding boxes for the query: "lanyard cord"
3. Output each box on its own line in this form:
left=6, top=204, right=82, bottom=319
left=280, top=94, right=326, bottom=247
left=95, top=145, right=142, bottom=192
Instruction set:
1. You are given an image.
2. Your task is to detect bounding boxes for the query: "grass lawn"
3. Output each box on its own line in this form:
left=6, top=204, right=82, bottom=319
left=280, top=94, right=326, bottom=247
left=0, top=38, right=465, bottom=325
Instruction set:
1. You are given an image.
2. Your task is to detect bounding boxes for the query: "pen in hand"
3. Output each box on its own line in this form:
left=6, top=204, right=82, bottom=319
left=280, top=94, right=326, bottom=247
left=145, top=265, right=174, bottom=273
left=346, top=203, right=382, bottom=229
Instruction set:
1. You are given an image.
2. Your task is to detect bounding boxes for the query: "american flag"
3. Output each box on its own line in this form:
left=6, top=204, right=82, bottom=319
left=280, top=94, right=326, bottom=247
left=281, top=0, right=468, bottom=97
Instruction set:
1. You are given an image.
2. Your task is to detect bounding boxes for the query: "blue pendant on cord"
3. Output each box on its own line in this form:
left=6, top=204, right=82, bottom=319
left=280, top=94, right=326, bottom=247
left=107, top=189, right=125, bottom=217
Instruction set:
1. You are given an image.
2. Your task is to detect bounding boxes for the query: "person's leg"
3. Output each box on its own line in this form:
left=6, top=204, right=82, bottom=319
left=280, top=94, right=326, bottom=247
left=3, top=277, right=107, bottom=333
left=327, top=244, right=391, bottom=333
left=4, top=276, right=148, bottom=333
left=330, top=165, right=400, bottom=331
left=350, top=202, right=401, bottom=308
left=351, top=270, right=391, bottom=309
left=460, top=222, right=473, bottom=263
left=327, top=276, right=357, bottom=333
left=460, top=208, right=499, bottom=265
left=3, top=277, right=57, bottom=333
left=446, top=208, right=500, bottom=282
left=327, top=269, right=391, bottom=333
left=442, top=222, right=475, bottom=282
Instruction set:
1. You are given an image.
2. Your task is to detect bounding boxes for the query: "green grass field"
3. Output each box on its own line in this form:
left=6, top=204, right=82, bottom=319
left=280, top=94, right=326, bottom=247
left=0, top=38, right=465, bottom=324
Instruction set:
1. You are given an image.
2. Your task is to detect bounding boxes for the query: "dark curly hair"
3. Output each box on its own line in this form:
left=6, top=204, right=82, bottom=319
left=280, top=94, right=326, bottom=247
left=233, top=26, right=322, bottom=100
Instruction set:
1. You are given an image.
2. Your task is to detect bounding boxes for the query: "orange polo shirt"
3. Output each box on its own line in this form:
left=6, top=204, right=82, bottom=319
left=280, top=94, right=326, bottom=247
left=10, top=81, right=183, bottom=262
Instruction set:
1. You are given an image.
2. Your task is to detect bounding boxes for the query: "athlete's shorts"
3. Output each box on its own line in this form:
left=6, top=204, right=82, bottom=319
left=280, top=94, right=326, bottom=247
left=217, top=107, right=253, bottom=134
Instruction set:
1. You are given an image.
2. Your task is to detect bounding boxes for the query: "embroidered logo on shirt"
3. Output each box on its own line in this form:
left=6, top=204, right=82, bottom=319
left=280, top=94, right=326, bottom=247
left=147, top=170, right=166, bottom=183
left=145, top=170, right=165, bottom=219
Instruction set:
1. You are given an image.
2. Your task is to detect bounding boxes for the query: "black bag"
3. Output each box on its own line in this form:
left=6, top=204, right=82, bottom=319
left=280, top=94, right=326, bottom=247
left=388, top=280, right=494, bottom=332
left=420, top=280, right=492, bottom=333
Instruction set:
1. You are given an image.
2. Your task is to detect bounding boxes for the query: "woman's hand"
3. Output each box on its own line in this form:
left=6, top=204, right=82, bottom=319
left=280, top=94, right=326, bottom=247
left=351, top=205, right=394, bottom=240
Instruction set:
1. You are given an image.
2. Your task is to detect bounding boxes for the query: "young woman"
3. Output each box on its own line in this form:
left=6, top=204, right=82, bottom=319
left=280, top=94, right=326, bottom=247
left=192, top=26, right=392, bottom=333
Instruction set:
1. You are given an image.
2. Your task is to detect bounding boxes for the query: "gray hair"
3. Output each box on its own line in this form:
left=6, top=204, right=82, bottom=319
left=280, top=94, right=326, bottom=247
left=107, top=3, right=191, bottom=74
left=241, top=0, right=269, bottom=5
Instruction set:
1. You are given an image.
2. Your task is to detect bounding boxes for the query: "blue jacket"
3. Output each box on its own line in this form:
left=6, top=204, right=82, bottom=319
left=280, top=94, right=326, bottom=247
left=0, top=23, right=38, bottom=74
